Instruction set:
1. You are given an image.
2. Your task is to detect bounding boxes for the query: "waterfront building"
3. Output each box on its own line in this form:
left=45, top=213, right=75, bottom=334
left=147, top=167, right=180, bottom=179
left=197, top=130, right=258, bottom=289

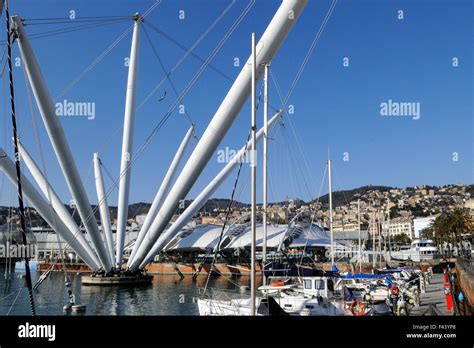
left=382, top=217, right=414, bottom=239
left=413, top=215, right=438, bottom=239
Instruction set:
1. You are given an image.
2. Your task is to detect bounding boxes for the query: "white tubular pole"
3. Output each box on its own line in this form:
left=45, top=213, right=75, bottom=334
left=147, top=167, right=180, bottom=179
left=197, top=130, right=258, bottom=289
left=262, top=63, right=269, bottom=286
left=0, top=148, right=100, bottom=271
left=328, top=159, right=334, bottom=266
left=17, top=141, right=101, bottom=268
left=129, top=0, right=308, bottom=271
left=357, top=199, right=361, bottom=273
left=93, top=153, right=115, bottom=267
left=250, top=32, right=257, bottom=316
left=378, top=210, right=382, bottom=268
left=116, top=14, right=141, bottom=268
left=387, top=199, right=391, bottom=262
left=138, top=111, right=282, bottom=269
left=372, top=211, right=376, bottom=268
left=128, top=124, right=194, bottom=265
left=12, top=16, right=111, bottom=271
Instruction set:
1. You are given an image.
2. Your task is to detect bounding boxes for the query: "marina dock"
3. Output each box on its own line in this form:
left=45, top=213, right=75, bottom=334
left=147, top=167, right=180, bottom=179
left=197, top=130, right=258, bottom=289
left=410, top=274, right=452, bottom=316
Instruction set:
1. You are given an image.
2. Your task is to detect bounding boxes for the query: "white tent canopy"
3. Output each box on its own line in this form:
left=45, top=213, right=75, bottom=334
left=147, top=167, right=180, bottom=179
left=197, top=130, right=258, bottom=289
left=222, top=224, right=288, bottom=250
left=164, top=224, right=224, bottom=251
left=288, top=224, right=346, bottom=248
left=163, top=222, right=345, bottom=252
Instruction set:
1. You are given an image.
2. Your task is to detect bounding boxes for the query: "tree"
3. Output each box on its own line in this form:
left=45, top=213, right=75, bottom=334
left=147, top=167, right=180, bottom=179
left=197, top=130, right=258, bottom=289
left=446, top=208, right=472, bottom=242
left=389, top=206, right=401, bottom=218
left=391, top=233, right=411, bottom=245
left=421, top=227, right=434, bottom=240
left=428, top=208, right=472, bottom=245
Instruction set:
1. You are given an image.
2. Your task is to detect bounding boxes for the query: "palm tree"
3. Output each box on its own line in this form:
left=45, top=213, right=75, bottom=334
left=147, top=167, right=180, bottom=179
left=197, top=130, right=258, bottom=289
left=421, top=226, right=434, bottom=240
left=446, top=208, right=472, bottom=243
left=429, top=214, right=449, bottom=244
left=428, top=208, right=472, bottom=245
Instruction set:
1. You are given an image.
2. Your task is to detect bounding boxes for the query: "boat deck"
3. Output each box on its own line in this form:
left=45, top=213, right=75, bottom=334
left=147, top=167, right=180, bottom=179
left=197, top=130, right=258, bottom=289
left=410, top=274, right=452, bottom=316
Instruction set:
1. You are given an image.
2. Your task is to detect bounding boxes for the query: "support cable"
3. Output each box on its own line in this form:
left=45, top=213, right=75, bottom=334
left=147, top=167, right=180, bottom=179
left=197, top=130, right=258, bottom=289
left=0, top=18, right=129, bottom=44
left=68, top=0, right=255, bottom=241
left=142, top=25, right=194, bottom=125
left=143, top=21, right=234, bottom=83
left=54, top=22, right=134, bottom=101
left=5, top=0, right=36, bottom=315
left=22, top=61, right=76, bottom=308
left=282, top=0, right=337, bottom=109
left=203, top=130, right=251, bottom=294
left=137, top=0, right=249, bottom=111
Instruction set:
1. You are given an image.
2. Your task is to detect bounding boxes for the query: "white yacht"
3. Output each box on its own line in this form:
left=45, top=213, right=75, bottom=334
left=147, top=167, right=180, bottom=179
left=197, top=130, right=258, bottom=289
left=197, top=278, right=347, bottom=316
left=391, top=239, right=438, bottom=262
left=268, top=277, right=346, bottom=316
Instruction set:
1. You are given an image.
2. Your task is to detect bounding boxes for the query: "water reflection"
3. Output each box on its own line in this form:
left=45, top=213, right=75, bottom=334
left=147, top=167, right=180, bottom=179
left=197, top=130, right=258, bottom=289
left=0, top=266, right=262, bottom=315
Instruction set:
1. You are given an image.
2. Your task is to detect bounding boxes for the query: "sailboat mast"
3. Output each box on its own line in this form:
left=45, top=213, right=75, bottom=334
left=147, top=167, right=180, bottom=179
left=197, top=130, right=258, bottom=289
left=387, top=199, right=391, bottom=263
left=250, top=32, right=257, bottom=316
left=4, top=0, right=35, bottom=315
left=128, top=0, right=308, bottom=272
left=378, top=209, right=382, bottom=268
left=262, top=63, right=269, bottom=286
left=357, top=199, right=361, bottom=273
left=137, top=112, right=282, bottom=268
left=372, top=211, right=376, bottom=268
left=328, top=159, right=334, bottom=266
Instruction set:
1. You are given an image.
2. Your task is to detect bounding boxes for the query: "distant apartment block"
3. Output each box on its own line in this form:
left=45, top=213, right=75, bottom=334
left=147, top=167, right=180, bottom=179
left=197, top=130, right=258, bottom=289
left=382, top=217, right=414, bottom=239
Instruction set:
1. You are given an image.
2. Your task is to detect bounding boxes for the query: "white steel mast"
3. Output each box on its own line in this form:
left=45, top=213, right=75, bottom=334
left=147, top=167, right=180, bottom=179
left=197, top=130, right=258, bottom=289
left=93, top=153, right=115, bottom=267
left=357, top=199, right=361, bottom=273
left=387, top=198, right=391, bottom=263
left=250, top=32, right=257, bottom=316
left=17, top=141, right=101, bottom=268
left=138, top=112, right=282, bottom=268
left=116, top=14, right=141, bottom=268
left=129, top=0, right=308, bottom=271
left=11, top=16, right=112, bottom=271
left=378, top=209, right=382, bottom=268
left=372, top=211, right=376, bottom=268
left=0, top=148, right=100, bottom=271
left=328, top=159, right=334, bottom=266
left=128, top=124, right=195, bottom=265
left=262, top=63, right=269, bottom=286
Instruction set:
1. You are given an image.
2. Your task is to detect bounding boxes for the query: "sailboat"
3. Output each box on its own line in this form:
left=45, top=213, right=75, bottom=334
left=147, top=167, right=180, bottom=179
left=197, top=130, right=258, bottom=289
left=196, top=0, right=348, bottom=316
left=196, top=30, right=270, bottom=316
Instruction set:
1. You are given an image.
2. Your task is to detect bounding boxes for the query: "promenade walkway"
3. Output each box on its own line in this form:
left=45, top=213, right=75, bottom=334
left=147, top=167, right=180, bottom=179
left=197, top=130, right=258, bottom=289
left=410, top=274, right=452, bottom=316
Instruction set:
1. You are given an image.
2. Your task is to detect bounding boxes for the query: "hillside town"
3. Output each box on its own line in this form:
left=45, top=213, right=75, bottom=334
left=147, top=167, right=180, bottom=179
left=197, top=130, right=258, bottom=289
left=1, top=183, right=472, bottom=244
left=191, top=183, right=474, bottom=240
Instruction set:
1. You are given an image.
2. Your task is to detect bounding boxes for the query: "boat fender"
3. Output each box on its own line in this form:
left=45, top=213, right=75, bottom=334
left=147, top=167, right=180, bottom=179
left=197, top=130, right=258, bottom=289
left=350, top=301, right=365, bottom=316
left=391, top=286, right=400, bottom=296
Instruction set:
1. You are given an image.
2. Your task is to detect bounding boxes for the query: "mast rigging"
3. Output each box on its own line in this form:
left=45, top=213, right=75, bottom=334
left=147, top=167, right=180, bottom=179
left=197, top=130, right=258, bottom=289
left=4, top=0, right=36, bottom=315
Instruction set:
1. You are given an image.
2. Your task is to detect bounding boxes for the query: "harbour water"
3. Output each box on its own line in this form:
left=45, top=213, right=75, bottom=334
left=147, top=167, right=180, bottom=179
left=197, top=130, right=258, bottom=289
left=0, top=266, right=258, bottom=315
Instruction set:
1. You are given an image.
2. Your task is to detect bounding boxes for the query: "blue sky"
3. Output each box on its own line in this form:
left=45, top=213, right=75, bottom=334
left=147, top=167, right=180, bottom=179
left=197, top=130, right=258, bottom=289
left=0, top=0, right=472, bottom=207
